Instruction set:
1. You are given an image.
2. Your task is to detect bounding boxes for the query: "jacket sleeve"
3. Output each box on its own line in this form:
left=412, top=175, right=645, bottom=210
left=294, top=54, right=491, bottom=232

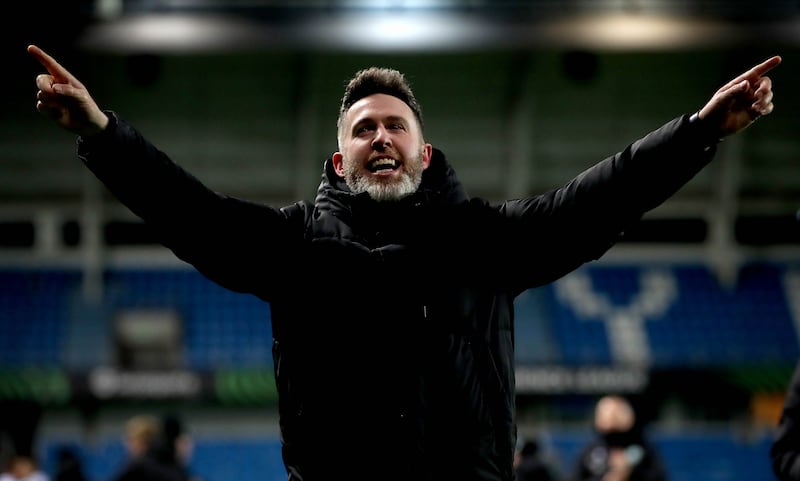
left=76, top=111, right=306, bottom=298
left=499, top=113, right=720, bottom=288
left=772, top=361, right=800, bottom=481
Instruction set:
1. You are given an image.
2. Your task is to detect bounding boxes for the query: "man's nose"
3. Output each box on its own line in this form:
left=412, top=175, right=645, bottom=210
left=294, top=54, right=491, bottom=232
left=371, top=126, right=391, bottom=149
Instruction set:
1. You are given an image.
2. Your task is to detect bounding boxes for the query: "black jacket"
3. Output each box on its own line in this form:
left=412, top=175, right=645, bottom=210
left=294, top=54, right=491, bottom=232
left=78, top=112, right=718, bottom=481
left=566, top=430, right=668, bottom=481
left=772, top=361, right=800, bottom=481
left=110, top=455, right=189, bottom=481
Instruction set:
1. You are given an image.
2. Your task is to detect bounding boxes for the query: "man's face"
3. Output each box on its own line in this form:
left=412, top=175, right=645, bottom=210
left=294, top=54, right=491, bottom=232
left=333, top=93, right=432, bottom=201
left=594, top=397, right=634, bottom=433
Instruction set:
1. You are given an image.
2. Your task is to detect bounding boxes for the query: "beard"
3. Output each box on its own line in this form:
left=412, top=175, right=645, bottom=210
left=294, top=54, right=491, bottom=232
left=343, top=150, right=426, bottom=202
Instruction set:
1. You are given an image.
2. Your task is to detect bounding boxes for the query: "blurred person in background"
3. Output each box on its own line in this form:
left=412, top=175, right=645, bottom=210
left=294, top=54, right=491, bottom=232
left=148, top=415, right=202, bottom=481
left=0, top=455, right=49, bottom=481
left=514, top=437, right=559, bottom=481
left=0, top=402, right=45, bottom=481
left=27, top=43, right=780, bottom=481
left=51, top=445, right=89, bottom=481
left=567, top=395, right=667, bottom=481
left=771, top=360, right=800, bottom=481
left=110, top=414, right=187, bottom=481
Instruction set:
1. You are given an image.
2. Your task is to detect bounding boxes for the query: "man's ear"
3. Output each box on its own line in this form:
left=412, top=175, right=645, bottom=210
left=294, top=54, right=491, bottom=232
left=422, top=143, right=433, bottom=170
left=331, top=152, right=345, bottom=177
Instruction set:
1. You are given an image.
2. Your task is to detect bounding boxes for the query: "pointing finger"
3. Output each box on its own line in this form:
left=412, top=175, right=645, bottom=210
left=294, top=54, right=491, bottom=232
left=723, top=56, right=782, bottom=90
left=27, top=44, right=79, bottom=85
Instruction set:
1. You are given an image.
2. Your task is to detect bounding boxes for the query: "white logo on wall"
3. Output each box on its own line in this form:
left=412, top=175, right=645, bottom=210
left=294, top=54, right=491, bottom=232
left=89, top=366, right=202, bottom=399
left=554, top=268, right=678, bottom=365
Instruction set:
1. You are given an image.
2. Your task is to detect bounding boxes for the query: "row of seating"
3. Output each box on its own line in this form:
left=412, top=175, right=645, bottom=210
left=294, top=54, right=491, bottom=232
left=1, top=262, right=798, bottom=368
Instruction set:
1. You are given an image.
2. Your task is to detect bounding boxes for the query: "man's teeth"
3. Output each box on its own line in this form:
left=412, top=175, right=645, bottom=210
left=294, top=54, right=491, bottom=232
left=370, top=158, right=398, bottom=171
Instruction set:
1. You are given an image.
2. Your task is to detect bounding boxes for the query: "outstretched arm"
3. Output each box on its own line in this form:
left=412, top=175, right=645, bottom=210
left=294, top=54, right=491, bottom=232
left=27, top=45, right=302, bottom=298
left=697, top=55, right=781, bottom=137
left=28, top=44, right=109, bottom=137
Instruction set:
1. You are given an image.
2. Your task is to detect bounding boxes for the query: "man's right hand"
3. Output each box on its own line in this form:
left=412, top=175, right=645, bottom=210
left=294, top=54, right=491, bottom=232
left=28, top=44, right=109, bottom=137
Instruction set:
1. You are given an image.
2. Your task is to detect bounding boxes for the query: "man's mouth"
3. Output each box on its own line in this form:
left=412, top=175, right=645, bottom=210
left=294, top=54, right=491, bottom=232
left=367, top=157, right=399, bottom=173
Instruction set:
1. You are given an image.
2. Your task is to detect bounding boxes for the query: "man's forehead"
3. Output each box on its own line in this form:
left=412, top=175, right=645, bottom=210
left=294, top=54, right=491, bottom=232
left=346, top=93, right=415, bottom=122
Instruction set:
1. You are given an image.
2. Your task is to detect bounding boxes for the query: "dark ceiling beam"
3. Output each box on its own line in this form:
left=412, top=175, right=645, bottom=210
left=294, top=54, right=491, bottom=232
left=75, top=10, right=800, bottom=54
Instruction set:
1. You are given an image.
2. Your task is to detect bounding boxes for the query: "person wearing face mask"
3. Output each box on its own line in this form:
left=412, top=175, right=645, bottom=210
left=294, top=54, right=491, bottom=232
left=567, top=395, right=668, bottom=481
left=26, top=43, right=780, bottom=481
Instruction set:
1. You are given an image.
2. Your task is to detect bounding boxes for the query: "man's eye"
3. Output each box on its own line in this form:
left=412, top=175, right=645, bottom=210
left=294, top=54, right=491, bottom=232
left=389, top=123, right=405, bottom=130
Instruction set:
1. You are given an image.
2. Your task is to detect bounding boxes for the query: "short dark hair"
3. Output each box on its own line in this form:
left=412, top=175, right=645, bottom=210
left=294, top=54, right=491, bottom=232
left=337, top=67, right=424, bottom=134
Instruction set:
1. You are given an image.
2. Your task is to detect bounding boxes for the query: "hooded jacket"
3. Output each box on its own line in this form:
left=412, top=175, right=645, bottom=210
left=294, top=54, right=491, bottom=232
left=78, top=111, right=719, bottom=481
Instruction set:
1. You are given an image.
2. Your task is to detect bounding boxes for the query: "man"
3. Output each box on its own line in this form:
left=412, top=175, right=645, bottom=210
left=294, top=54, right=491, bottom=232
left=28, top=44, right=779, bottom=481
left=110, top=414, right=189, bottom=481
left=514, top=438, right=558, bottom=481
left=567, top=395, right=667, bottom=481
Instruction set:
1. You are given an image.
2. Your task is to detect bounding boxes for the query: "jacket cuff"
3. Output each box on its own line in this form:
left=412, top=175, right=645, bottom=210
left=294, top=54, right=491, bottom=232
left=77, top=110, right=119, bottom=164
left=687, top=111, right=724, bottom=150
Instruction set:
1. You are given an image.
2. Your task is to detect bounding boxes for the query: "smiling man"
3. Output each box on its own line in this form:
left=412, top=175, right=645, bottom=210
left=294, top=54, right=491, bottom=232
left=28, top=43, right=779, bottom=481
left=333, top=69, right=432, bottom=201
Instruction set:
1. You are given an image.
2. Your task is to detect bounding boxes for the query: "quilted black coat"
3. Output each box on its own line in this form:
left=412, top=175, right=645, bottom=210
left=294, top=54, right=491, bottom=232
left=78, top=112, right=718, bottom=481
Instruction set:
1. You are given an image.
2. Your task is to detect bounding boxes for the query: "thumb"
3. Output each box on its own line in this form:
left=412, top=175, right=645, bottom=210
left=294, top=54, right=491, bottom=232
left=722, top=79, right=750, bottom=101
left=734, top=79, right=750, bottom=93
